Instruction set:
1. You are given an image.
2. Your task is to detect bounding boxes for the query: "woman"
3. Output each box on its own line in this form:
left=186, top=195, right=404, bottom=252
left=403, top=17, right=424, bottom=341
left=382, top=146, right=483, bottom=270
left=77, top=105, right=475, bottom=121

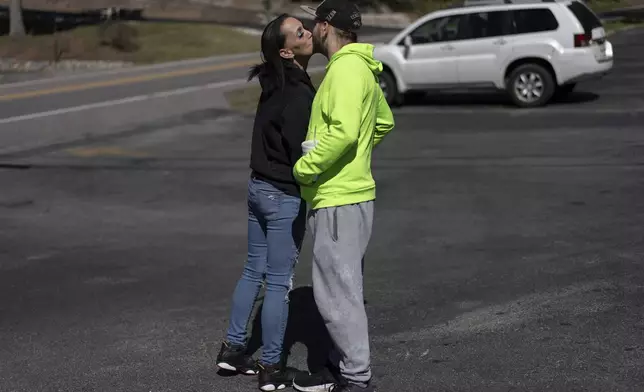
left=215, top=13, right=316, bottom=392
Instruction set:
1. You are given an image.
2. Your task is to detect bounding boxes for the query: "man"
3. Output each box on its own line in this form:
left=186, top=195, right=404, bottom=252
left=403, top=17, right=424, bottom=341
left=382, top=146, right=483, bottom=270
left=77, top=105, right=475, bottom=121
left=292, top=1, right=395, bottom=391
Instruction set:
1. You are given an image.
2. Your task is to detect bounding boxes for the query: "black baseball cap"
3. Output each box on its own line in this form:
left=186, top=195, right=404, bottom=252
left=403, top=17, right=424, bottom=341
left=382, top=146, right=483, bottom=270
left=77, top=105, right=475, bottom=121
left=301, top=0, right=362, bottom=32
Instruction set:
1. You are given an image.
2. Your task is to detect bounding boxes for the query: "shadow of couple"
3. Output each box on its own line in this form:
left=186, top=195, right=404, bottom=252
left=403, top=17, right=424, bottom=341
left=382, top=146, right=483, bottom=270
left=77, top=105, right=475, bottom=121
left=216, top=286, right=334, bottom=376
left=253, top=286, right=333, bottom=372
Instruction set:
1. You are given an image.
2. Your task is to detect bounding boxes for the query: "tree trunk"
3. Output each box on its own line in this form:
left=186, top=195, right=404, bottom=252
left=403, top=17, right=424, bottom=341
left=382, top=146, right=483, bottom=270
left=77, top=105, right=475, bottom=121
left=262, top=0, right=272, bottom=22
left=10, top=0, right=26, bottom=37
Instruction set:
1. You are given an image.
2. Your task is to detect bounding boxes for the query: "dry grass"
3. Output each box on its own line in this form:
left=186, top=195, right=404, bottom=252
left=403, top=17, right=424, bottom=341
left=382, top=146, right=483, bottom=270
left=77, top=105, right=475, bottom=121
left=405, top=0, right=643, bottom=18
left=0, top=22, right=260, bottom=64
left=604, top=19, right=644, bottom=31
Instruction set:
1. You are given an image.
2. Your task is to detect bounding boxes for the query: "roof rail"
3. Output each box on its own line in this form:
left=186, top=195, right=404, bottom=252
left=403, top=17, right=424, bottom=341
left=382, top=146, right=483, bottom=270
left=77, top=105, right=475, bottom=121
left=461, top=0, right=562, bottom=5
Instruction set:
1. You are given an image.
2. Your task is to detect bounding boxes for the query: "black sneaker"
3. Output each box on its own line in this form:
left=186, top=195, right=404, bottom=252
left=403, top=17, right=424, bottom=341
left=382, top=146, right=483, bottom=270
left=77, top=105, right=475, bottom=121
left=292, top=365, right=340, bottom=392
left=258, top=363, right=304, bottom=391
left=215, top=341, right=258, bottom=375
left=329, top=381, right=374, bottom=392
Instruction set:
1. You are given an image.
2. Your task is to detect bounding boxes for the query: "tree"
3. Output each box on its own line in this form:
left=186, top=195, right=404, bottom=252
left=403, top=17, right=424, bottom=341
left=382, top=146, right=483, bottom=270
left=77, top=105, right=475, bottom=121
left=10, top=0, right=26, bottom=36
left=262, top=0, right=272, bottom=22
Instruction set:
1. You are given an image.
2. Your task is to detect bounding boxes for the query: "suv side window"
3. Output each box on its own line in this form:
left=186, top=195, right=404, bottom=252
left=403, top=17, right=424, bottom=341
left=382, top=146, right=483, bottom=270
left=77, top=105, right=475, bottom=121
left=407, top=15, right=467, bottom=45
left=512, top=8, right=559, bottom=34
left=466, top=10, right=514, bottom=39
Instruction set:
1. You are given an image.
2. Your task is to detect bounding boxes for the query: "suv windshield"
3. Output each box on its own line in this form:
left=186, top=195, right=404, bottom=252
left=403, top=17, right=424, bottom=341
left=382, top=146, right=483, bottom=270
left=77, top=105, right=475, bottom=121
left=567, top=1, right=603, bottom=33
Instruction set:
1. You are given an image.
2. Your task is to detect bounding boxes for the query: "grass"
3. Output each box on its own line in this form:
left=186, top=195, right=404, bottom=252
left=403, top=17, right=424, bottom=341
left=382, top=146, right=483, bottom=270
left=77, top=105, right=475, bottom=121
left=405, top=0, right=642, bottom=17
left=0, top=22, right=260, bottom=64
left=225, top=71, right=326, bottom=114
left=584, top=0, right=643, bottom=13
left=604, top=18, right=644, bottom=33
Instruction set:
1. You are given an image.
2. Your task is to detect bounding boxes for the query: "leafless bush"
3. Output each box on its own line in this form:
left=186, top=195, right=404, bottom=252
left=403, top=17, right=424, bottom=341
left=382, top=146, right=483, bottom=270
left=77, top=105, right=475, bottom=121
left=98, top=21, right=140, bottom=52
left=52, top=34, right=70, bottom=62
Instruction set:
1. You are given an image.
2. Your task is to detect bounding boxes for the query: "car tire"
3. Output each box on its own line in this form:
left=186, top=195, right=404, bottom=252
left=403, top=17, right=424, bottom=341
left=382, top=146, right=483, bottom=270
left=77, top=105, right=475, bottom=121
left=379, top=70, right=401, bottom=107
left=506, top=63, right=555, bottom=108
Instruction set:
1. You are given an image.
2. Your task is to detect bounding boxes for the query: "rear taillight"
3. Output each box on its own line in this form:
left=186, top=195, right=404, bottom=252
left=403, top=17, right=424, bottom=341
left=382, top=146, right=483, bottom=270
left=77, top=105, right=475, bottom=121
left=574, top=33, right=590, bottom=47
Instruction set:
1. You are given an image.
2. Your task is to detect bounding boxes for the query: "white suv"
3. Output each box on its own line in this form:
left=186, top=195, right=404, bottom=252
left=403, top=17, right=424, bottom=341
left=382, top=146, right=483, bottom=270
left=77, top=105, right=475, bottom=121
left=373, top=0, right=614, bottom=108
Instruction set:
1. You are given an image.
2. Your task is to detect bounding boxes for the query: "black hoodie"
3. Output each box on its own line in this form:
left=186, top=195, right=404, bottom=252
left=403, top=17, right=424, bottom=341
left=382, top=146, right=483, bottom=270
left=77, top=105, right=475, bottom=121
left=249, top=61, right=316, bottom=198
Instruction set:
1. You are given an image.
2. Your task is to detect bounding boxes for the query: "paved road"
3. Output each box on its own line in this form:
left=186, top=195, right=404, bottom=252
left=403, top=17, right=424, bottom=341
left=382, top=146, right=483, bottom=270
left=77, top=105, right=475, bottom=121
left=1, top=28, right=643, bottom=392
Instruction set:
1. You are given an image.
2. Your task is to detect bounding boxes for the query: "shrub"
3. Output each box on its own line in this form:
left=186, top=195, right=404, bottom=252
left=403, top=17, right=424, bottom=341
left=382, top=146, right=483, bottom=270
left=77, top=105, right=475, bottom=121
left=98, top=21, right=140, bottom=52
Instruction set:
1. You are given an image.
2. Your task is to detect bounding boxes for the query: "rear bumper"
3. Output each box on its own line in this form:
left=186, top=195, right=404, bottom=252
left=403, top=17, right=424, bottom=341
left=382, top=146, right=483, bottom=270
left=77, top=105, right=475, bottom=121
left=557, top=42, right=614, bottom=84
left=565, top=67, right=612, bottom=84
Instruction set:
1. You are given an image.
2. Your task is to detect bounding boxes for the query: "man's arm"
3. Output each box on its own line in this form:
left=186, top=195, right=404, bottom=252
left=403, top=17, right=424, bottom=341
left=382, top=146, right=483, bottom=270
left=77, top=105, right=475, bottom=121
left=373, top=84, right=395, bottom=147
left=293, top=59, right=367, bottom=185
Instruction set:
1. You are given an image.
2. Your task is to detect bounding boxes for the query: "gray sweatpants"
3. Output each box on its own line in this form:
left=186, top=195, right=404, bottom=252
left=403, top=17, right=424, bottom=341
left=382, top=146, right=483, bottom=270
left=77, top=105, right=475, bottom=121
left=308, top=200, right=374, bottom=385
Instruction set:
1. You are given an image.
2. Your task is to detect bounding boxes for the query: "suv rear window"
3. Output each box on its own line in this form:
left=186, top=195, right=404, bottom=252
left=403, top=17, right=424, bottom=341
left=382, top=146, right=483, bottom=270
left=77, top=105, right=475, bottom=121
left=567, top=1, right=603, bottom=33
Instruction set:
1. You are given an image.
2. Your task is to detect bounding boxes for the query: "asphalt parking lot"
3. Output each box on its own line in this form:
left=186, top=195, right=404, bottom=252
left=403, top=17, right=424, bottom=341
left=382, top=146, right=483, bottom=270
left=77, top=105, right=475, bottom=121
left=1, top=28, right=643, bottom=392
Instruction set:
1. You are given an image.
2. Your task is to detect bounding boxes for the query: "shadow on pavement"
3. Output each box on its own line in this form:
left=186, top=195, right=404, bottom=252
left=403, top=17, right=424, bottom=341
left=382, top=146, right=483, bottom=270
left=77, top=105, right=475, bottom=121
left=247, top=286, right=334, bottom=373
left=551, top=91, right=602, bottom=105
left=403, top=91, right=600, bottom=107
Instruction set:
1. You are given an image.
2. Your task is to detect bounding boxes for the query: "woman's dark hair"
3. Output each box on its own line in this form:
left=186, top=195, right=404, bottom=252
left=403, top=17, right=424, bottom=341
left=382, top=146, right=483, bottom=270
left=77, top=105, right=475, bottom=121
left=248, top=13, right=293, bottom=92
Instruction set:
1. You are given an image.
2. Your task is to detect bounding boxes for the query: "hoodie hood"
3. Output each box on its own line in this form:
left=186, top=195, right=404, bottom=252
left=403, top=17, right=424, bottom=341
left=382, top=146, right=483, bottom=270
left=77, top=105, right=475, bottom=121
left=326, top=43, right=383, bottom=75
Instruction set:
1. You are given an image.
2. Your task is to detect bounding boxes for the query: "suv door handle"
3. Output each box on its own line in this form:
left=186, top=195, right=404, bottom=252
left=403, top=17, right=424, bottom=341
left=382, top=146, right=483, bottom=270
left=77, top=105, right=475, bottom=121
left=494, top=38, right=507, bottom=45
left=441, top=44, right=455, bottom=51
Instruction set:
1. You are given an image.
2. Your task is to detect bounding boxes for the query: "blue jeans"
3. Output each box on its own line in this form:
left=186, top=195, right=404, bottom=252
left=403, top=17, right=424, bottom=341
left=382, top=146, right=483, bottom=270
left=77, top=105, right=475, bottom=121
left=226, top=177, right=306, bottom=365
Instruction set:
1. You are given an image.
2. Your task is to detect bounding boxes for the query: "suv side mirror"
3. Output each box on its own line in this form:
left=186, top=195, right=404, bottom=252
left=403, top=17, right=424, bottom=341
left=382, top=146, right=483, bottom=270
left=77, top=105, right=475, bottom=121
left=403, top=35, right=412, bottom=59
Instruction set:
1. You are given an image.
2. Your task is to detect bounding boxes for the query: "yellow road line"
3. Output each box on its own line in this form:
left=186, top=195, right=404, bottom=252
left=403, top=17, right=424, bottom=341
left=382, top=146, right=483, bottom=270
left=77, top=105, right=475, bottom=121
left=0, top=59, right=257, bottom=102
left=66, top=146, right=150, bottom=158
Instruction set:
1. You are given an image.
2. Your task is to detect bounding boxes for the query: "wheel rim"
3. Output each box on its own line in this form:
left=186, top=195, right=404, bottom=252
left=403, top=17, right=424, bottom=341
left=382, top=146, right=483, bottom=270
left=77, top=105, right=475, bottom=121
left=513, top=72, right=544, bottom=103
left=379, top=78, right=389, bottom=99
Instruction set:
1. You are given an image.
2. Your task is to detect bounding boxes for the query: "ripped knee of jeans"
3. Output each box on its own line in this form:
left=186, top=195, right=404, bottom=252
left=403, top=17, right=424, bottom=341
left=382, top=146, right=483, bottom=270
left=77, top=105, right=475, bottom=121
left=285, top=272, right=295, bottom=301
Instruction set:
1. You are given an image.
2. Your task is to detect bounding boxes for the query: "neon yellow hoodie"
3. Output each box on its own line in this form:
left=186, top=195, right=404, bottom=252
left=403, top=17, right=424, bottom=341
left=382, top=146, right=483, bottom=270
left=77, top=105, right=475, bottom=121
left=293, top=43, right=395, bottom=209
